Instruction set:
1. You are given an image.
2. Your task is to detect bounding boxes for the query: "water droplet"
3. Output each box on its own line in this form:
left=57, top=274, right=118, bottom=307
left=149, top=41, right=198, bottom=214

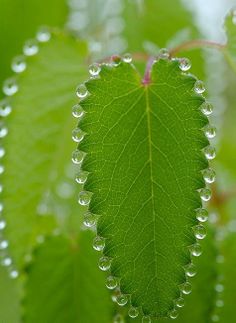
left=111, top=55, right=122, bottom=66
left=11, top=56, right=26, bottom=73
left=215, top=284, right=224, bottom=293
left=106, top=275, right=118, bottom=290
left=175, top=297, right=185, bottom=308
left=83, top=212, right=96, bottom=227
left=194, top=80, right=205, bottom=94
left=196, top=208, right=208, bottom=222
left=0, top=203, right=3, bottom=212
left=159, top=48, right=170, bottom=59
left=203, top=168, right=216, bottom=184
left=189, top=243, right=202, bottom=257
left=76, top=84, right=88, bottom=98
left=0, top=147, right=5, bottom=158
left=201, top=102, right=213, bottom=116
left=9, top=269, right=19, bottom=279
left=72, top=150, right=85, bottom=164
left=179, top=58, right=191, bottom=71
left=200, top=187, right=211, bottom=202
left=0, top=184, right=3, bottom=193
left=0, top=123, right=8, bottom=138
left=194, top=224, right=207, bottom=240
left=128, top=306, right=139, bottom=318
left=0, top=240, right=8, bottom=249
left=123, top=53, right=132, bottom=63
left=0, top=165, right=3, bottom=174
left=72, top=128, right=85, bottom=143
left=116, top=293, right=128, bottom=306
left=0, top=220, right=6, bottom=230
left=75, top=170, right=88, bottom=184
left=89, top=63, right=101, bottom=77
left=72, top=104, right=84, bottom=118
left=113, top=313, right=124, bottom=323
left=204, top=124, right=216, bottom=139
left=180, top=282, right=192, bottom=295
left=216, top=255, right=224, bottom=264
left=98, top=256, right=111, bottom=271
left=3, top=79, right=18, bottom=96
left=204, top=146, right=216, bottom=160
left=78, top=191, right=91, bottom=206
left=142, top=315, right=151, bottom=323
left=216, top=299, right=224, bottom=307
left=2, top=257, right=12, bottom=266
left=23, top=40, right=39, bottom=56
left=169, top=309, right=179, bottom=319
left=185, top=263, right=197, bottom=277
left=212, top=314, right=220, bottom=322
left=93, top=236, right=105, bottom=251
left=36, top=235, right=45, bottom=244
left=0, top=100, right=12, bottom=117
left=36, top=27, right=51, bottom=42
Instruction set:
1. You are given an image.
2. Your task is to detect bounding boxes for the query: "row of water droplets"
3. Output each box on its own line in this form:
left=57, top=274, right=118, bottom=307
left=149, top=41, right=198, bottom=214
left=0, top=26, right=51, bottom=279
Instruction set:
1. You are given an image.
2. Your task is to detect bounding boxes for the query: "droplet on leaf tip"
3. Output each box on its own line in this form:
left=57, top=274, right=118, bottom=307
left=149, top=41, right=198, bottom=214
left=194, top=80, right=205, bottom=94
left=23, top=40, right=39, bottom=56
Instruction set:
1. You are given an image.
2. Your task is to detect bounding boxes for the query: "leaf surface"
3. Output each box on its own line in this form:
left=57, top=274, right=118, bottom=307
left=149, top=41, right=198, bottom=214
left=78, top=59, right=210, bottom=317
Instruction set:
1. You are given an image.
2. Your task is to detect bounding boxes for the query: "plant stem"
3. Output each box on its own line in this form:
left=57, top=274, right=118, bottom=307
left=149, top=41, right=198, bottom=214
left=142, top=56, right=155, bottom=85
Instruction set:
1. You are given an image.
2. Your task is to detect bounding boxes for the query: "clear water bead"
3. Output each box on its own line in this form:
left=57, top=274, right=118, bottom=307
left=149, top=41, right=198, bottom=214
left=200, top=187, right=212, bottom=202
left=93, top=236, right=105, bottom=251
left=0, top=240, right=9, bottom=249
left=23, top=40, right=39, bottom=56
left=116, top=294, right=128, bottom=306
left=71, top=150, right=84, bottom=164
left=0, top=166, right=4, bottom=175
left=216, top=299, right=224, bottom=307
left=111, top=55, right=122, bottom=66
left=106, top=276, right=118, bottom=290
left=185, top=263, right=197, bottom=277
left=72, top=104, right=84, bottom=118
left=83, top=212, right=96, bottom=227
left=0, top=123, right=8, bottom=138
left=211, top=314, right=220, bottom=322
left=179, top=58, right=191, bottom=71
left=194, top=80, right=205, bottom=94
left=175, top=297, right=185, bottom=308
left=12, top=56, right=26, bottom=73
left=203, top=168, right=216, bottom=184
left=113, top=314, right=124, bottom=323
left=78, top=191, right=91, bottom=206
left=0, top=147, right=5, bottom=158
left=194, top=225, right=207, bottom=240
left=169, top=309, right=179, bottom=319
left=142, top=315, right=151, bottom=323
left=201, top=102, right=213, bottom=116
left=190, top=243, right=202, bottom=257
left=180, top=282, right=192, bottom=295
left=0, top=220, right=6, bottom=230
left=204, top=125, right=216, bottom=139
left=9, top=270, right=19, bottom=279
left=72, top=128, right=85, bottom=143
left=89, top=63, right=101, bottom=77
left=128, top=306, right=139, bottom=318
left=0, top=203, right=3, bottom=212
left=98, top=256, right=111, bottom=271
left=215, top=284, right=224, bottom=293
left=2, top=257, right=12, bottom=266
left=75, top=170, right=88, bottom=184
left=36, top=27, right=51, bottom=42
left=0, top=101, right=12, bottom=117
left=159, top=48, right=170, bottom=59
left=123, top=53, right=132, bottom=63
left=204, top=146, right=216, bottom=160
left=196, top=208, right=208, bottom=222
left=3, top=79, right=18, bottom=96
left=76, top=84, right=88, bottom=98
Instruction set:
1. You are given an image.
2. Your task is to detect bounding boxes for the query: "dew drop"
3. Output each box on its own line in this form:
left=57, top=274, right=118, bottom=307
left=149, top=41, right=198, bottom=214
left=211, top=314, right=220, bottom=322
left=190, top=243, right=202, bottom=257
left=71, top=150, right=85, bottom=164
left=215, top=284, right=224, bottom=293
left=2, top=257, right=12, bottom=266
left=0, top=203, right=3, bottom=212
left=194, top=80, right=205, bottom=94
left=196, top=208, right=208, bottom=222
left=11, top=56, right=26, bottom=73
left=83, top=212, right=96, bottom=227
left=179, top=58, right=191, bottom=71
left=204, top=146, right=216, bottom=160
left=201, top=102, right=213, bottom=116
left=200, top=187, right=212, bottom=202
left=106, top=275, right=118, bottom=290
left=0, top=220, right=6, bottom=230
left=0, top=240, right=9, bottom=249
left=0, top=184, right=3, bottom=193
left=72, top=104, right=84, bottom=118
left=203, top=168, right=216, bottom=184
left=111, top=55, right=122, bottom=66
left=9, top=269, right=19, bottom=279
left=204, top=124, right=216, bottom=139
left=175, top=297, right=185, bottom=308
left=3, top=79, right=18, bottom=96
left=23, top=40, right=39, bottom=56
left=113, top=313, right=124, bottom=323
left=116, top=293, right=128, bottom=306
left=78, top=191, right=91, bottom=206
left=194, top=224, right=207, bottom=240
left=93, top=236, right=105, bottom=251
left=216, top=299, right=224, bottom=307
left=76, top=84, right=88, bottom=98
left=98, top=256, right=111, bottom=271
left=185, top=263, right=197, bottom=277
left=36, top=27, right=51, bottom=42
left=72, top=128, right=85, bottom=143
left=0, top=100, right=12, bottom=117
left=128, top=306, right=139, bottom=318
left=0, top=147, right=5, bottom=158
left=169, top=309, right=179, bottom=319
left=180, top=282, right=192, bottom=295
left=89, top=63, right=101, bottom=77
left=0, top=123, right=8, bottom=138
left=142, top=315, right=151, bottom=323
left=123, top=53, right=132, bottom=63
left=75, top=170, right=88, bottom=184
left=0, top=165, right=3, bottom=174
left=159, top=48, right=170, bottom=59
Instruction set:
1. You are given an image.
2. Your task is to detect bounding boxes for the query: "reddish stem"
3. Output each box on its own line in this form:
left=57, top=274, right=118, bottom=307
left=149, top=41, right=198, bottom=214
left=142, top=56, right=155, bottom=85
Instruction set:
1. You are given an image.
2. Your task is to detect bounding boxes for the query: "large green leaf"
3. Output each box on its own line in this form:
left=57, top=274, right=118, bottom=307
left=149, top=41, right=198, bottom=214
left=23, top=231, right=113, bottom=323
left=77, top=58, right=211, bottom=318
left=1, top=31, right=88, bottom=268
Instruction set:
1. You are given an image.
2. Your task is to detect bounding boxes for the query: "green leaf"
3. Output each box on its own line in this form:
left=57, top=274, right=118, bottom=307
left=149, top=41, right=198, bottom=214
left=1, top=31, right=88, bottom=268
left=78, top=58, right=210, bottom=318
left=23, top=230, right=113, bottom=323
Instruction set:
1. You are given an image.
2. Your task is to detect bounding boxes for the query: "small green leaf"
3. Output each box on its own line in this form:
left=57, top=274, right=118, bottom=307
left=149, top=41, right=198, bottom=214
left=77, top=58, right=210, bottom=318
left=23, top=231, right=113, bottom=323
